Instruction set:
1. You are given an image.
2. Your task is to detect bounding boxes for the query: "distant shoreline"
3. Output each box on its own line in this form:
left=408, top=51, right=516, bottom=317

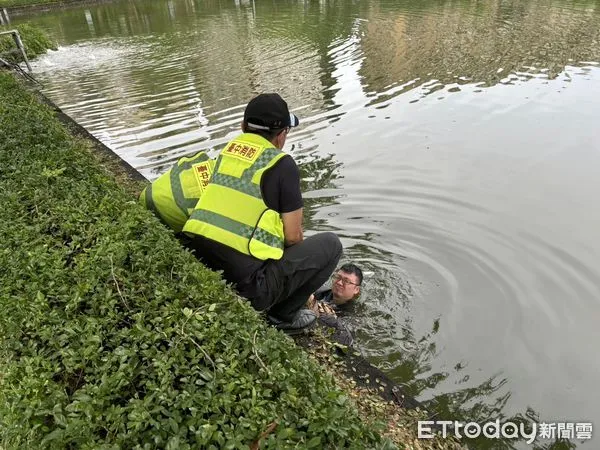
left=3, top=0, right=116, bottom=17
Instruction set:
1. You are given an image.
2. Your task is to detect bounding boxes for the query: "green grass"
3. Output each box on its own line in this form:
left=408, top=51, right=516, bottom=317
left=0, top=0, right=60, bottom=7
left=0, top=72, right=391, bottom=449
left=0, top=23, right=56, bottom=63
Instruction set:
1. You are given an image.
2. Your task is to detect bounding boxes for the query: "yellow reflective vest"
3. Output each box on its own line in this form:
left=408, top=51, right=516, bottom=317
left=182, top=133, right=286, bottom=260
left=139, top=151, right=215, bottom=232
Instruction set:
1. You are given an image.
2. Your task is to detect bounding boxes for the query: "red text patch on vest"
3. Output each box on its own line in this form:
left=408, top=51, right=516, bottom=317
left=223, top=142, right=261, bottom=162
left=193, top=161, right=213, bottom=193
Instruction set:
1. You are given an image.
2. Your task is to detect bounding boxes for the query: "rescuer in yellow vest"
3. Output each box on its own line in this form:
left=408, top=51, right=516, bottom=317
left=139, top=151, right=215, bottom=233
left=182, top=93, right=342, bottom=334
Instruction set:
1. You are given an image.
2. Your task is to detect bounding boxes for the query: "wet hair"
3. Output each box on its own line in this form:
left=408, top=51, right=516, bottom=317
left=339, top=263, right=363, bottom=286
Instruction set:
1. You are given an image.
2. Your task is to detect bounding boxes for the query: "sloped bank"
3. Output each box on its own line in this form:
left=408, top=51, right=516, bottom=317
left=0, top=71, right=394, bottom=448
left=1, top=67, right=464, bottom=448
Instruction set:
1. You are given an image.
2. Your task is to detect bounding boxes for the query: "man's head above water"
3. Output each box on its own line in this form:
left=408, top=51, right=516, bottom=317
left=330, top=263, right=363, bottom=305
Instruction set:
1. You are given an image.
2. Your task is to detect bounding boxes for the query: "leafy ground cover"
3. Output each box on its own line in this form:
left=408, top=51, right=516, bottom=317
left=0, top=26, right=465, bottom=447
left=0, top=71, right=399, bottom=448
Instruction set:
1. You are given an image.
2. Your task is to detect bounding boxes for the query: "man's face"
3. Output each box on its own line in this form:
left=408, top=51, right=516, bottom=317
left=331, top=270, right=360, bottom=305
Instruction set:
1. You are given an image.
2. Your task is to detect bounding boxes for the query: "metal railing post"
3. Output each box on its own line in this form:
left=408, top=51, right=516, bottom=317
left=12, top=31, right=31, bottom=72
left=0, top=30, right=31, bottom=72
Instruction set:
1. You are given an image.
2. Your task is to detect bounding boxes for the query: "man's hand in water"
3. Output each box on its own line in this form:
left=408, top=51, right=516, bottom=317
left=305, top=294, right=337, bottom=317
left=317, top=302, right=336, bottom=317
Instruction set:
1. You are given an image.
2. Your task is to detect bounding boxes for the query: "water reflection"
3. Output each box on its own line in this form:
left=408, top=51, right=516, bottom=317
left=347, top=270, right=580, bottom=449
left=15, top=0, right=600, bottom=447
left=362, top=0, right=600, bottom=101
left=297, top=150, right=344, bottom=232
left=23, top=0, right=600, bottom=175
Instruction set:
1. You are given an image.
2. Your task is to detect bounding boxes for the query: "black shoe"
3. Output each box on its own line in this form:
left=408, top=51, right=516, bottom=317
left=268, top=309, right=317, bottom=335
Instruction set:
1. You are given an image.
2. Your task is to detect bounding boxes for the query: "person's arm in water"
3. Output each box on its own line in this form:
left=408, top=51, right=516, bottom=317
left=282, top=208, right=303, bottom=246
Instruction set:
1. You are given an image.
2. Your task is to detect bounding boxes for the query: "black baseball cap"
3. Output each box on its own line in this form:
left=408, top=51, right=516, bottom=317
left=244, top=93, right=300, bottom=131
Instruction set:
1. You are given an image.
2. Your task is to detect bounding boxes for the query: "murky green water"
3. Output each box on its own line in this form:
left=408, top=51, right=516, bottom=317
left=12, top=0, right=600, bottom=447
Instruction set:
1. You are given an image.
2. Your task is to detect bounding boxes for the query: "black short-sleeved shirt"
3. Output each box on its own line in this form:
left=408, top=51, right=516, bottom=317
left=261, top=154, right=303, bottom=214
left=184, top=154, right=303, bottom=297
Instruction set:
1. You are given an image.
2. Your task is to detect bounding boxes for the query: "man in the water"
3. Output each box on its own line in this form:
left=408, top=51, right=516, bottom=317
left=307, top=263, right=363, bottom=316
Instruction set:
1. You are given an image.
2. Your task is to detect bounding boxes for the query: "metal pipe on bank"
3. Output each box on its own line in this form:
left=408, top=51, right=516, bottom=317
left=0, top=29, right=31, bottom=72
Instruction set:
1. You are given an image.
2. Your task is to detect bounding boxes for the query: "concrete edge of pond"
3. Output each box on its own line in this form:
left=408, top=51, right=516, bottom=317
left=4, top=0, right=117, bottom=16
left=32, top=82, right=424, bottom=415
left=293, top=325, right=422, bottom=410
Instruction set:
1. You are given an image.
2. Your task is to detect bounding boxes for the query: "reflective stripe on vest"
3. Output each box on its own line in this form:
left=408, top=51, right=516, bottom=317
left=138, top=151, right=215, bottom=232
left=182, top=133, right=286, bottom=260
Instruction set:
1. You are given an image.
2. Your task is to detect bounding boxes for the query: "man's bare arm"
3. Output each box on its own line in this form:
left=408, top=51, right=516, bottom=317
left=282, top=208, right=303, bottom=246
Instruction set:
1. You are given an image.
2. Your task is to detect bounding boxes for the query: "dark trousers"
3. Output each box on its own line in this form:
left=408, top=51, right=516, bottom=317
left=249, top=232, right=342, bottom=322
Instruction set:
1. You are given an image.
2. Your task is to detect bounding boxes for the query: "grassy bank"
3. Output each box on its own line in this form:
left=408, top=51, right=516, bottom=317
left=1, top=0, right=59, bottom=7
left=0, top=72, right=398, bottom=448
left=0, top=23, right=465, bottom=448
left=0, top=23, right=56, bottom=63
